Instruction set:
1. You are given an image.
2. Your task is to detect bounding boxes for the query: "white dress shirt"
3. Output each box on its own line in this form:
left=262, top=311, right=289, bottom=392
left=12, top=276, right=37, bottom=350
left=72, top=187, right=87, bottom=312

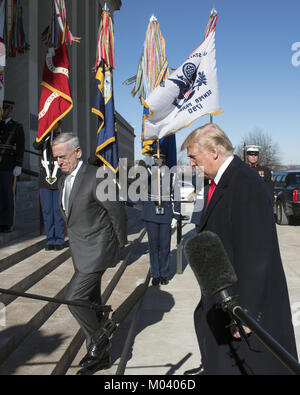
left=62, top=160, right=83, bottom=212
left=214, top=155, right=234, bottom=185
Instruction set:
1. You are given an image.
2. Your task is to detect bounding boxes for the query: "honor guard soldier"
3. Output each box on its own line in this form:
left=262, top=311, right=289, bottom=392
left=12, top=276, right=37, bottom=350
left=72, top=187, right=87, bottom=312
left=246, top=145, right=274, bottom=204
left=33, top=121, right=65, bottom=250
left=0, top=100, right=25, bottom=233
left=141, top=149, right=180, bottom=286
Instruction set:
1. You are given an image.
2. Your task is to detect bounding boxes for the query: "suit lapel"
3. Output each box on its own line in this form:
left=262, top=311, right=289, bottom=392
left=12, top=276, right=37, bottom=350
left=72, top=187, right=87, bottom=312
left=67, top=164, right=87, bottom=221
left=198, top=156, right=241, bottom=231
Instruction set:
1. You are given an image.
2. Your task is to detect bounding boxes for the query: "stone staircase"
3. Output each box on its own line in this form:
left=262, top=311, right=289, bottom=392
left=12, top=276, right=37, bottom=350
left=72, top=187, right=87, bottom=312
left=0, top=207, right=150, bottom=375
left=0, top=180, right=40, bottom=247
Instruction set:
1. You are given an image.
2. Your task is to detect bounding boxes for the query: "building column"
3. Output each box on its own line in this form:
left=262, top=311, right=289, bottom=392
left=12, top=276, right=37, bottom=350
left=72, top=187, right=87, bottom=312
left=28, top=0, right=39, bottom=171
left=71, top=0, right=78, bottom=137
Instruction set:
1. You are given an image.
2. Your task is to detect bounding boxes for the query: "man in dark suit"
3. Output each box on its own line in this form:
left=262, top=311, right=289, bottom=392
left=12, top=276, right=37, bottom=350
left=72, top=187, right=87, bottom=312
left=181, top=123, right=298, bottom=375
left=52, top=133, right=127, bottom=374
left=0, top=100, right=25, bottom=233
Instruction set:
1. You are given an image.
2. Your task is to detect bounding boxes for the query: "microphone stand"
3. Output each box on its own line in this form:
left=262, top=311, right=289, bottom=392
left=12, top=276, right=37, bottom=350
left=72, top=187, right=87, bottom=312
left=0, top=287, right=111, bottom=313
left=219, top=290, right=300, bottom=375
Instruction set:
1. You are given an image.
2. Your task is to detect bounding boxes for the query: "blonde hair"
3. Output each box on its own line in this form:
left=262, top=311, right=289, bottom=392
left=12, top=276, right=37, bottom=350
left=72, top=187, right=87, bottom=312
left=181, top=123, right=234, bottom=157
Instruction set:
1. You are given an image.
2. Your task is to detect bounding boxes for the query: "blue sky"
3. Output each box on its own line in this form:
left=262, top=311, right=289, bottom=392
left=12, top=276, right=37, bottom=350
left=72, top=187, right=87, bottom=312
left=112, top=0, right=300, bottom=165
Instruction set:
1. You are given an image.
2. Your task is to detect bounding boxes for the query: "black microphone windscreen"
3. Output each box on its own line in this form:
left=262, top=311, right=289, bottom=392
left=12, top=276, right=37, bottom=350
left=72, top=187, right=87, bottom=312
left=184, top=231, right=237, bottom=297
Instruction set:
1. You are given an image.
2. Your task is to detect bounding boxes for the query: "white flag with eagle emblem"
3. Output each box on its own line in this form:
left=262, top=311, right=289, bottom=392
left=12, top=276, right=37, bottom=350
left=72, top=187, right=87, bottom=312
left=143, top=31, right=222, bottom=140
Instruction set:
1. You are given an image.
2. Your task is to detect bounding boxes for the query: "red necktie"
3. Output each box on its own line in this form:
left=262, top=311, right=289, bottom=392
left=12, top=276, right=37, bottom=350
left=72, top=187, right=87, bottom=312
left=206, top=180, right=216, bottom=208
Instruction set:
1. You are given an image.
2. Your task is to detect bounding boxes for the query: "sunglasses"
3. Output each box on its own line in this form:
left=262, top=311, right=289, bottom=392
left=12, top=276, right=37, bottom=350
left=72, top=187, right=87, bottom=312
left=247, top=152, right=259, bottom=156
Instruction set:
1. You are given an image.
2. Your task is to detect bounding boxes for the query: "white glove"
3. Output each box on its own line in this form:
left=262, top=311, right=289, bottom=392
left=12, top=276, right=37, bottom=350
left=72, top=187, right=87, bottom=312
left=171, top=218, right=177, bottom=229
left=13, top=166, right=22, bottom=177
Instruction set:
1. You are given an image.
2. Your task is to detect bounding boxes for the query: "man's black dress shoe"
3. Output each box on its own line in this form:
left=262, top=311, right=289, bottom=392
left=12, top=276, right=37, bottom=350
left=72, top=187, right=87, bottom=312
left=160, top=277, right=169, bottom=285
left=152, top=277, right=160, bottom=286
left=45, top=244, right=55, bottom=251
left=183, top=365, right=204, bottom=375
left=77, top=351, right=111, bottom=375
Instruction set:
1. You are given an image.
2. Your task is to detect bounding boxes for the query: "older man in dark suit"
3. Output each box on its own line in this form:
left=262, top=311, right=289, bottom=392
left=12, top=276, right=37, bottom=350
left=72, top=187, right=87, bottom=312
left=52, top=133, right=127, bottom=374
left=181, top=123, right=298, bottom=375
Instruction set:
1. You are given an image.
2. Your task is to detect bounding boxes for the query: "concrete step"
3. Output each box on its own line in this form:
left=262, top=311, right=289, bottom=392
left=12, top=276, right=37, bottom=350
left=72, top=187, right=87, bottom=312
left=0, top=247, right=70, bottom=306
left=0, top=235, right=45, bottom=273
left=0, top=257, right=74, bottom=372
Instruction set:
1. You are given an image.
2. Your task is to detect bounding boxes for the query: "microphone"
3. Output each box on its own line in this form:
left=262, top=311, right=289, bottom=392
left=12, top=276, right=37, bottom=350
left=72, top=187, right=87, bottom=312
left=184, top=231, right=300, bottom=375
left=184, top=231, right=237, bottom=297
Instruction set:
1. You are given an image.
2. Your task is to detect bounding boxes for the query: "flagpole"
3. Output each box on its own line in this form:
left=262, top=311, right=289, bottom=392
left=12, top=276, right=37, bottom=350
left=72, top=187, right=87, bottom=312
left=157, top=138, right=161, bottom=206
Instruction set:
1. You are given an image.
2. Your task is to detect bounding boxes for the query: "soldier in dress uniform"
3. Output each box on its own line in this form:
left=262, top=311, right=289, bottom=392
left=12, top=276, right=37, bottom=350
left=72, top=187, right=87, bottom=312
left=246, top=145, right=274, bottom=204
left=33, top=121, right=65, bottom=250
left=0, top=100, right=25, bottom=233
left=141, top=150, right=180, bottom=286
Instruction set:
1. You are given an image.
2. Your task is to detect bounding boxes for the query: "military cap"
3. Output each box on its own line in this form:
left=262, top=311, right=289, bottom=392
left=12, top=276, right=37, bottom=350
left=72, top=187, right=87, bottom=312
left=153, top=152, right=167, bottom=158
left=246, top=145, right=260, bottom=155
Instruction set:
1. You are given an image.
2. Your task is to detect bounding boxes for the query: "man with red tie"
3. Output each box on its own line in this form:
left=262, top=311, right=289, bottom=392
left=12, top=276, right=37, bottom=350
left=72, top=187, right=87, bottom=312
left=181, top=123, right=297, bottom=375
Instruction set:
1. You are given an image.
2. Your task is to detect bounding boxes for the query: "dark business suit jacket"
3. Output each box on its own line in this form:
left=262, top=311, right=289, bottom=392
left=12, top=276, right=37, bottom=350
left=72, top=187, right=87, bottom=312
left=59, top=164, right=127, bottom=274
left=194, top=156, right=297, bottom=375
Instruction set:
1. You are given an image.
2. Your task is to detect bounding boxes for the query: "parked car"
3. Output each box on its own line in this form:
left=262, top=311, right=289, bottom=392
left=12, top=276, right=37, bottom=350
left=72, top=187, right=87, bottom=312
left=273, top=170, right=300, bottom=225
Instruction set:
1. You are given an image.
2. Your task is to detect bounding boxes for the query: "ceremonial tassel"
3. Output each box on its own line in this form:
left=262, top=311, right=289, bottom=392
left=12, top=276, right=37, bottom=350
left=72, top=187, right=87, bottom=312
left=41, top=0, right=80, bottom=47
left=131, top=15, right=169, bottom=101
left=5, top=0, right=29, bottom=57
left=94, top=3, right=114, bottom=70
left=204, top=8, right=218, bottom=39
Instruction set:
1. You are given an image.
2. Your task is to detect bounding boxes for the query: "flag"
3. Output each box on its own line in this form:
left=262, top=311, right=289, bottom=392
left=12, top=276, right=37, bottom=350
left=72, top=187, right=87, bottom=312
left=143, top=30, right=222, bottom=141
left=141, top=107, right=177, bottom=168
left=92, top=59, right=118, bottom=173
left=36, top=43, right=73, bottom=142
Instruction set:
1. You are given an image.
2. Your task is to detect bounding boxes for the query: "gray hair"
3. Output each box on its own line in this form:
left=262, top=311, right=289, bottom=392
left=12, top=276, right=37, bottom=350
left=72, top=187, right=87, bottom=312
left=52, top=132, right=80, bottom=151
left=181, top=123, right=234, bottom=157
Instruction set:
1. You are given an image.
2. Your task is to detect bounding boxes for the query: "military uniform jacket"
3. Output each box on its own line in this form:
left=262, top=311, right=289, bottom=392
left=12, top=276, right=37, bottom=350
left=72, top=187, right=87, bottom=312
left=141, top=166, right=181, bottom=224
left=195, top=155, right=297, bottom=375
left=58, top=164, right=128, bottom=274
left=0, top=119, right=25, bottom=171
left=250, top=163, right=274, bottom=203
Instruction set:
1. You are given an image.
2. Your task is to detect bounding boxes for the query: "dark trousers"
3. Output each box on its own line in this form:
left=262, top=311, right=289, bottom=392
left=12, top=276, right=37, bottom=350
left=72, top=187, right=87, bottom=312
left=0, top=171, right=15, bottom=227
left=65, top=270, right=105, bottom=349
left=145, top=221, right=171, bottom=278
left=40, top=188, right=65, bottom=245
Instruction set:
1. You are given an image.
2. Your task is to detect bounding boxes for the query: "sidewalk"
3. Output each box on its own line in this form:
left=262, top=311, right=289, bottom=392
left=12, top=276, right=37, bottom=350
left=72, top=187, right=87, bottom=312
left=97, top=219, right=202, bottom=376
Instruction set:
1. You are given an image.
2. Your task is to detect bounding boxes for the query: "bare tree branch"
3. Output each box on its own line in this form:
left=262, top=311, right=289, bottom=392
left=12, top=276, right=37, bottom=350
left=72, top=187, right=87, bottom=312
left=235, top=128, right=281, bottom=168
